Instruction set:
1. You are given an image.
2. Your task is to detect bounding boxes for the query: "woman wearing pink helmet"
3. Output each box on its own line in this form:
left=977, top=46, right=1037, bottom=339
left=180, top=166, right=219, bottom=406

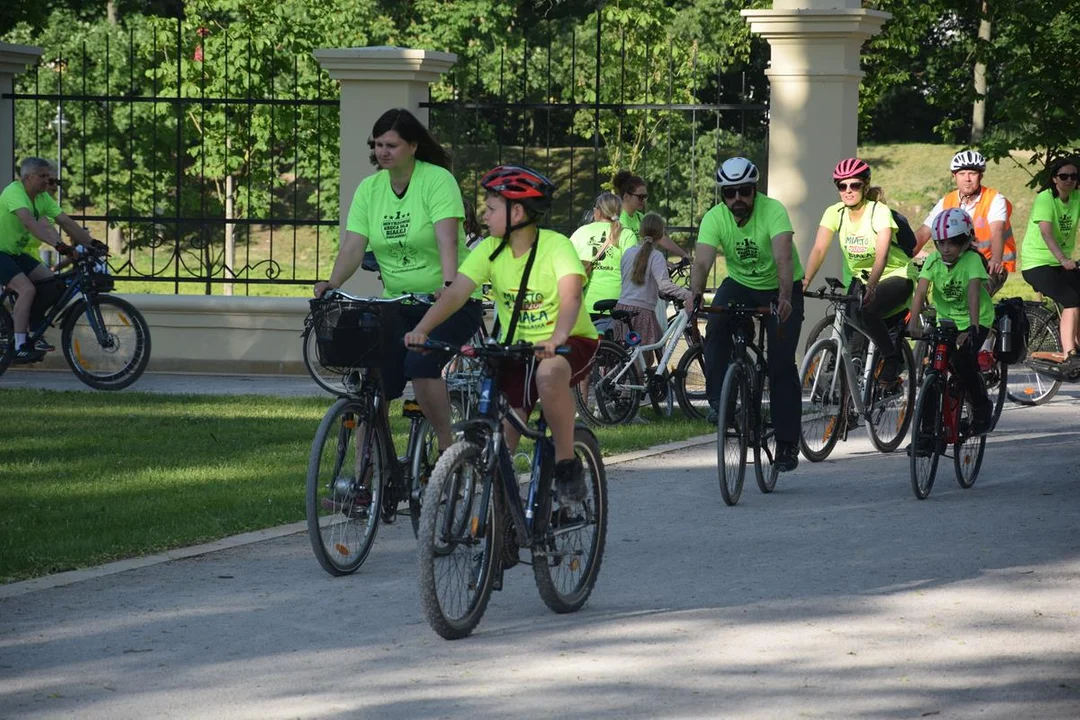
left=802, top=157, right=914, bottom=382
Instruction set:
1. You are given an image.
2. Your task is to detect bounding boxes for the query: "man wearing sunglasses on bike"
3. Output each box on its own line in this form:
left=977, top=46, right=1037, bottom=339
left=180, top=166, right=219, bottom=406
left=689, top=157, right=805, bottom=472
left=1, top=157, right=99, bottom=364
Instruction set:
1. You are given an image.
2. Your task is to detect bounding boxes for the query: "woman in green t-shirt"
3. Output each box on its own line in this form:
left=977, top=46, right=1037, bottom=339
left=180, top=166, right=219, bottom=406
left=570, top=191, right=637, bottom=315
left=315, top=108, right=481, bottom=453
left=612, top=169, right=690, bottom=262
left=802, top=158, right=912, bottom=382
left=1020, top=156, right=1080, bottom=374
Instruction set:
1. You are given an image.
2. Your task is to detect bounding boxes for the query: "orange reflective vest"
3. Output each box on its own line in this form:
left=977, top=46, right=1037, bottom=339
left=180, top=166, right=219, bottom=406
left=943, top=187, right=1016, bottom=271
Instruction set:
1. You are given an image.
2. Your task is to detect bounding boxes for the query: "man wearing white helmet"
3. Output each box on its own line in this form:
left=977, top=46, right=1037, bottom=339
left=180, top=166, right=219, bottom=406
left=907, top=207, right=995, bottom=451
left=689, top=157, right=804, bottom=472
left=914, top=149, right=1015, bottom=295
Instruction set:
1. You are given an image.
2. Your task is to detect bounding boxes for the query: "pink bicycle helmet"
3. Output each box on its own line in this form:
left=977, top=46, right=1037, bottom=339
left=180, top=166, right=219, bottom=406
left=832, top=158, right=871, bottom=182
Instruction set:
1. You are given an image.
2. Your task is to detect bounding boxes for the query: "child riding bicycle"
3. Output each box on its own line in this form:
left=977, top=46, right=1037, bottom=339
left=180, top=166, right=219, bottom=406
left=404, top=165, right=599, bottom=505
left=907, top=207, right=995, bottom=446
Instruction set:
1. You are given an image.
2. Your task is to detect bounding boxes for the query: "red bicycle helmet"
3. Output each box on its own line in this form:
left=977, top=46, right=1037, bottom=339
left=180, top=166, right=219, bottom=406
left=832, top=158, right=871, bottom=182
left=480, top=165, right=556, bottom=215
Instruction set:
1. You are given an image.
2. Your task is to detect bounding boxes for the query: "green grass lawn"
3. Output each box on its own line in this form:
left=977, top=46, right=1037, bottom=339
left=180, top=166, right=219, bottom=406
left=0, top=389, right=708, bottom=583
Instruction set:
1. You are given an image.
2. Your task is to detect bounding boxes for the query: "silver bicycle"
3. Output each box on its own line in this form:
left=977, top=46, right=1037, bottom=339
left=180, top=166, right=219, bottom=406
left=800, top=278, right=916, bottom=462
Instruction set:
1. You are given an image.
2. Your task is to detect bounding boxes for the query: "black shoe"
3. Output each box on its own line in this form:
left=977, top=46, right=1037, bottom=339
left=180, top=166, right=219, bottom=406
left=775, top=441, right=799, bottom=472
left=12, top=344, right=46, bottom=365
left=705, top=401, right=719, bottom=426
left=1060, top=351, right=1080, bottom=380
left=35, top=337, right=56, bottom=352
left=876, top=355, right=901, bottom=384
left=555, top=457, right=587, bottom=503
left=970, top=404, right=993, bottom=436
left=907, top=435, right=936, bottom=458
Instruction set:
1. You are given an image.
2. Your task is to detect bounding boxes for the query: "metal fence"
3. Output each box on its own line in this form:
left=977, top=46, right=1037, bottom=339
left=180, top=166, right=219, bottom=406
left=6, top=12, right=767, bottom=293
left=6, top=17, right=339, bottom=294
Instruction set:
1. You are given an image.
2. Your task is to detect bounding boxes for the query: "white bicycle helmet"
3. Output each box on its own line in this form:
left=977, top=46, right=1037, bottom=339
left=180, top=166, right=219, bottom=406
left=950, top=149, right=986, bottom=173
left=930, top=207, right=975, bottom=243
left=716, top=157, right=760, bottom=187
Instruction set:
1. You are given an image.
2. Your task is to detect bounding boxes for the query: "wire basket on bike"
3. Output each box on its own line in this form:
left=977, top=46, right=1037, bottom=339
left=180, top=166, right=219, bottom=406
left=308, top=298, right=396, bottom=373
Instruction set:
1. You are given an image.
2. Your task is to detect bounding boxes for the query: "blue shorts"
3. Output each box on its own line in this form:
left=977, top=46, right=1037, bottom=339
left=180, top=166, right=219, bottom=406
left=0, top=252, right=42, bottom=286
left=381, top=299, right=484, bottom=400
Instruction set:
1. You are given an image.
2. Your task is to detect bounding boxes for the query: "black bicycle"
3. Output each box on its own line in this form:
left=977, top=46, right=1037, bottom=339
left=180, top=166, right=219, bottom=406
left=416, top=339, right=607, bottom=640
left=701, top=303, right=780, bottom=506
left=0, top=245, right=151, bottom=389
left=304, top=290, right=461, bottom=575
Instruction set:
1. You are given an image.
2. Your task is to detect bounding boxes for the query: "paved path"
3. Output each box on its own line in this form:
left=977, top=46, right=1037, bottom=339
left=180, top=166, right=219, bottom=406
left=1, top=385, right=1079, bottom=718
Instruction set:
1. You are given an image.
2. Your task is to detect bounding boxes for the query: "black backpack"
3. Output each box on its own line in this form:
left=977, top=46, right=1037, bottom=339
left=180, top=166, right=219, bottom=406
left=993, top=297, right=1030, bottom=365
left=837, top=203, right=917, bottom=258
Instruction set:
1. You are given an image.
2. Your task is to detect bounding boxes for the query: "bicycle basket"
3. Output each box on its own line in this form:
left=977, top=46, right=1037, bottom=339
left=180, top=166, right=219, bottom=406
left=312, top=300, right=396, bottom=371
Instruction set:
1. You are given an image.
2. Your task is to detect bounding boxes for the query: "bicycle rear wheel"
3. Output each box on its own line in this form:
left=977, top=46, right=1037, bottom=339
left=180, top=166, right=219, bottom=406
left=954, top=395, right=986, bottom=489
left=61, top=296, right=151, bottom=390
left=984, top=357, right=1008, bottom=431
left=306, top=398, right=386, bottom=575
left=717, top=361, right=749, bottom=506
left=864, top=342, right=916, bottom=453
left=674, top=343, right=709, bottom=421
left=575, top=339, right=640, bottom=426
left=0, top=305, right=13, bottom=377
left=752, top=369, right=779, bottom=494
left=909, top=375, right=943, bottom=500
left=418, top=440, right=498, bottom=640
left=1006, top=304, right=1062, bottom=406
left=409, top=389, right=470, bottom=537
left=799, top=339, right=846, bottom=462
left=533, top=427, right=608, bottom=613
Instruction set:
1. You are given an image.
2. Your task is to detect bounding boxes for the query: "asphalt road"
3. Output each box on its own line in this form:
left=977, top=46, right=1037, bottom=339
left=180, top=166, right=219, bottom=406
left=1, top=387, right=1078, bottom=719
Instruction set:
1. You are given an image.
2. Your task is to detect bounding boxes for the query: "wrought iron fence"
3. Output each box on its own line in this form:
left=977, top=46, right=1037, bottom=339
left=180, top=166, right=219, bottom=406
left=6, top=17, right=339, bottom=294
left=423, top=12, right=769, bottom=244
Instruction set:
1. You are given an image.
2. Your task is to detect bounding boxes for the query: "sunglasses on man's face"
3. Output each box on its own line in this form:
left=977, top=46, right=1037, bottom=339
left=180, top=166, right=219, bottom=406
left=630, top=192, right=648, bottom=201
left=835, top=181, right=864, bottom=192
left=722, top=185, right=754, bottom=200
left=46, top=178, right=60, bottom=187
left=1055, top=172, right=1079, bottom=182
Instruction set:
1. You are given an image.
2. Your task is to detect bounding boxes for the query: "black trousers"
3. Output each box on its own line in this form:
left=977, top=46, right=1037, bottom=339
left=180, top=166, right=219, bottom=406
left=848, top=276, right=913, bottom=359
left=703, top=279, right=805, bottom=444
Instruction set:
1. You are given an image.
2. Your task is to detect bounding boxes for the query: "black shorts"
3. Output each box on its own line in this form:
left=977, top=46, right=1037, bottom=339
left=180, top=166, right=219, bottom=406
left=381, top=299, right=484, bottom=400
left=0, top=252, right=42, bottom=286
left=1022, top=265, right=1080, bottom=309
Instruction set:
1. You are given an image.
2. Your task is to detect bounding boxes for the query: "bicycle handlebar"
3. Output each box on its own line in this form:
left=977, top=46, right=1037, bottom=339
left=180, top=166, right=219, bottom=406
left=315, top=289, right=435, bottom=305
left=696, top=303, right=775, bottom=317
left=412, top=338, right=571, bottom=359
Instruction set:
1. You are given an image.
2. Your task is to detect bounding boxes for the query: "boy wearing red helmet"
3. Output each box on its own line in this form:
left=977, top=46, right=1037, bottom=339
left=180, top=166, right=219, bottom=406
left=406, top=165, right=598, bottom=502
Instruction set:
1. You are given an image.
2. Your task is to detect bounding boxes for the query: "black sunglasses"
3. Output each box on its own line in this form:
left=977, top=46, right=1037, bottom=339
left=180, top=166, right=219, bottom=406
left=722, top=185, right=754, bottom=200
left=835, top=180, right=865, bottom=192
left=1055, top=172, right=1079, bottom=181
left=630, top=192, right=649, bottom=201
left=46, top=178, right=60, bottom=187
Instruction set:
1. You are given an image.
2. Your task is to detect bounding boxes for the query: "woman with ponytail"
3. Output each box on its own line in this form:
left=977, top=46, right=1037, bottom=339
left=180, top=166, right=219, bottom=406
left=570, top=191, right=638, bottom=316
left=613, top=213, right=693, bottom=367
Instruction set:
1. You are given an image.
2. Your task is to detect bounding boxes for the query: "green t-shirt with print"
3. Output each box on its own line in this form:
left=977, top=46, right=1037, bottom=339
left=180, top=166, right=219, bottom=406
left=569, top=221, right=638, bottom=312
left=345, top=160, right=466, bottom=297
left=1020, top=188, right=1080, bottom=271
left=619, top=209, right=641, bottom=235
left=919, top=250, right=994, bottom=330
left=0, top=180, right=62, bottom=257
left=696, top=194, right=805, bottom=290
left=818, top=200, right=910, bottom=288
left=459, top=229, right=598, bottom=344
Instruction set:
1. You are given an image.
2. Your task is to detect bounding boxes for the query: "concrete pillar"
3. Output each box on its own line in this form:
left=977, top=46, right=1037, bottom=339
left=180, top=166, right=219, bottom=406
left=742, top=0, right=889, bottom=314
left=313, top=47, right=457, bottom=295
left=0, top=43, right=43, bottom=184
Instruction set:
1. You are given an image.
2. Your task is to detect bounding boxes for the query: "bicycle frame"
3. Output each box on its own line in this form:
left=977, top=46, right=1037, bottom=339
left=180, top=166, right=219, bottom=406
left=604, top=309, right=691, bottom=390
left=806, top=291, right=887, bottom=422
left=1, top=256, right=110, bottom=346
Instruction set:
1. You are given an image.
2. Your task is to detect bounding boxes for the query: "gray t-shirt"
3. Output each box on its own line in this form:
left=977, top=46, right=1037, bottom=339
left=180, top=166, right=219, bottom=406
left=619, top=245, right=693, bottom=310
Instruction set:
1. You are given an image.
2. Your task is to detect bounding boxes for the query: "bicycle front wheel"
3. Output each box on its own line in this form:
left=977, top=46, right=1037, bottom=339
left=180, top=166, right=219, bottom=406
left=1006, top=304, right=1062, bottom=406
left=533, top=426, right=608, bottom=613
left=61, top=296, right=151, bottom=390
left=575, top=339, right=640, bottom=427
left=674, top=343, right=710, bottom=421
left=752, top=368, right=779, bottom=494
left=864, top=342, right=916, bottom=453
left=909, top=375, right=943, bottom=500
left=799, top=339, right=846, bottom=462
left=418, top=441, right=498, bottom=640
left=717, top=361, right=750, bottom=506
left=302, top=325, right=348, bottom=396
left=306, top=398, right=386, bottom=575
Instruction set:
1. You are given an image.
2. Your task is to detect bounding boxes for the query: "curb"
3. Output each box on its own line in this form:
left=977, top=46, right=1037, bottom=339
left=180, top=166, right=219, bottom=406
left=0, top=433, right=715, bottom=600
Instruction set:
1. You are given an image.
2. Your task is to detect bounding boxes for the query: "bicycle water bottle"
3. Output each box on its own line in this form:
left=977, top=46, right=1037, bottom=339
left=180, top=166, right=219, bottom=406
left=477, top=377, right=494, bottom=415
left=996, top=314, right=1013, bottom=355
left=625, top=331, right=642, bottom=346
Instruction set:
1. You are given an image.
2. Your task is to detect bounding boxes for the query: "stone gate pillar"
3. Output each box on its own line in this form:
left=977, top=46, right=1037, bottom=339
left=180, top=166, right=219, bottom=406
left=742, top=1, right=889, bottom=346
left=313, top=47, right=457, bottom=295
left=0, top=43, right=43, bottom=183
